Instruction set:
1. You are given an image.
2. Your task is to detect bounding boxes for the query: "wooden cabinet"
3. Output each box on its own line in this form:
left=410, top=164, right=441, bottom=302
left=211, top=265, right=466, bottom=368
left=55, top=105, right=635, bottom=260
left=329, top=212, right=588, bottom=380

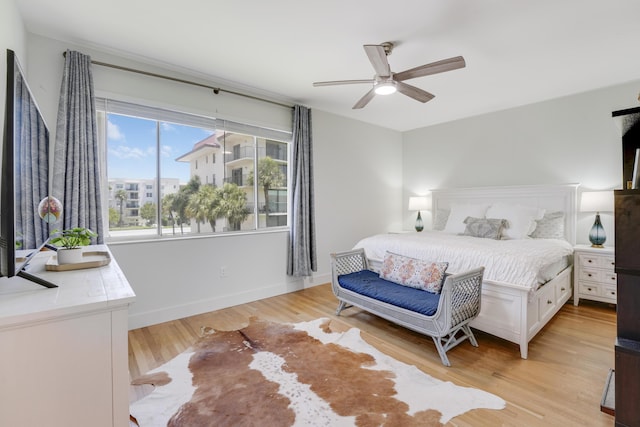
left=612, top=105, right=640, bottom=427
left=573, top=245, right=616, bottom=305
left=0, top=245, right=135, bottom=427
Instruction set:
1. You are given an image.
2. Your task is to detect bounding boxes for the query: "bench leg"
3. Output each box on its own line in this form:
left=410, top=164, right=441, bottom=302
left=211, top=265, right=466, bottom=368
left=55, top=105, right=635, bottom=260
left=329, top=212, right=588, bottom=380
left=432, top=337, right=451, bottom=367
left=432, top=324, right=479, bottom=366
left=336, top=301, right=348, bottom=315
left=463, top=325, right=479, bottom=347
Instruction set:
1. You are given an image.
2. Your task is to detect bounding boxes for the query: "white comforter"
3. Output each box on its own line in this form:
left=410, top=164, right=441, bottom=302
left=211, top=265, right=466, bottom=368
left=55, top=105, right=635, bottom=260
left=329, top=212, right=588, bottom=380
left=353, top=231, right=573, bottom=290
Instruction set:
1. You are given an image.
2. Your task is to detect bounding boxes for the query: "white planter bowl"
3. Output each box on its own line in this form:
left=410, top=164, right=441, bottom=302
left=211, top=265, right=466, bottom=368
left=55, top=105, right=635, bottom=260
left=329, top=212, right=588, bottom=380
left=56, top=248, right=83, bottom=265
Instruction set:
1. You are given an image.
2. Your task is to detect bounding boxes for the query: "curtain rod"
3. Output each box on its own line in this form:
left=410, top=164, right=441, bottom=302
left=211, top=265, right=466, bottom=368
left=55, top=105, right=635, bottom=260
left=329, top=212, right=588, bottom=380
left=62, top=52, right=293, bottom=109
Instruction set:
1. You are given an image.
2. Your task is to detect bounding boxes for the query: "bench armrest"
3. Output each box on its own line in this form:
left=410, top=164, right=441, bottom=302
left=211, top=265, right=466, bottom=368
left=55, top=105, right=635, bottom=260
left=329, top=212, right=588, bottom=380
left=330, top=248, right=370, bottom=277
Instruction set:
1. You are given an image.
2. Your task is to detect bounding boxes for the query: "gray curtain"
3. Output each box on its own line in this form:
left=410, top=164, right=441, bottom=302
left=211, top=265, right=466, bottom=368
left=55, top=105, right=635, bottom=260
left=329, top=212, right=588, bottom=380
left=287, top=105, right=316, bottom=276
left=15, top=70, right=49, bottom=249
left=52, top=50, right=103, bottom=243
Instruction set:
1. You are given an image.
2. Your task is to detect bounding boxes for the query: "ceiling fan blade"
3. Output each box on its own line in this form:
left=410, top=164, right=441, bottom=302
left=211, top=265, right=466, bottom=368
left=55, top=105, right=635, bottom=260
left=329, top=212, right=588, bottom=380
left=353, top=88, right=376, bottom=109
left=363, top=45, right=390, bottom=77
left=313, top=79, right=374, bottom=87
left=394, top=56, right=466, bottom=82
left=396, top=81, right=435, bottom=103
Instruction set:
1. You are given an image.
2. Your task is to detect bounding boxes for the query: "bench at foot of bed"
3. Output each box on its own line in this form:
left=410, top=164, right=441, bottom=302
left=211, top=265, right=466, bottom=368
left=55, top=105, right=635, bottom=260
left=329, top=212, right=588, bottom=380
left=330, top=248, right=484, bottom=367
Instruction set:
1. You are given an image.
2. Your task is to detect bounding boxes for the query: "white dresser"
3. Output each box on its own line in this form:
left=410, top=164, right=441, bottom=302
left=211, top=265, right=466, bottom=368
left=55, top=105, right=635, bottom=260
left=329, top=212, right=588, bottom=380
left=0, top=245, right=136, bottom=427
left=573, top=244, right=616, bottom=306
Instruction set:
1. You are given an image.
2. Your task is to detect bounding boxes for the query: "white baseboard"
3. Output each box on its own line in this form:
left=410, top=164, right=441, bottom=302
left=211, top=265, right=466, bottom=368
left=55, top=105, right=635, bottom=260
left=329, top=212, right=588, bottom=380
left=128, top=282, right=302, bottom=330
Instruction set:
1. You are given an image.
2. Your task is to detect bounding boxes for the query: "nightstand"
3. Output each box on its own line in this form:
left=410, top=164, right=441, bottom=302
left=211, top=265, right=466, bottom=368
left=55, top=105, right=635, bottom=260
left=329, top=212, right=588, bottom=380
left=573, top=244, right=616, bottom=306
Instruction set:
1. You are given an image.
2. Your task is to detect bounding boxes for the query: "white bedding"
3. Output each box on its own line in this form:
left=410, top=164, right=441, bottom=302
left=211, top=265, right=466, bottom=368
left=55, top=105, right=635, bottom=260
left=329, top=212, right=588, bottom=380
left=353, top=231, right=573, bottom=290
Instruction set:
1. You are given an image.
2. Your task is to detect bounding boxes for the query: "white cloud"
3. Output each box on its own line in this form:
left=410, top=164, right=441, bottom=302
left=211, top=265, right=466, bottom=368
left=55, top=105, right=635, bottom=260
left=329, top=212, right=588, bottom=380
left=160, top=145, right=173, bottom=158
left=109, top=145, right=155, bottom=159
left=107, top=120, right=125, bottom=141
left=161, top=122, right=176, bottom=132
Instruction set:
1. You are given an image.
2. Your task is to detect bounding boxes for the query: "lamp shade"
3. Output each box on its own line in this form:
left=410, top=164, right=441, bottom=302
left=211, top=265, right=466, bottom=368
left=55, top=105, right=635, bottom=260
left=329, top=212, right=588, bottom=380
left=580, top=191, right=614, bottom=213
left=408, top=196, right=429, bottom=211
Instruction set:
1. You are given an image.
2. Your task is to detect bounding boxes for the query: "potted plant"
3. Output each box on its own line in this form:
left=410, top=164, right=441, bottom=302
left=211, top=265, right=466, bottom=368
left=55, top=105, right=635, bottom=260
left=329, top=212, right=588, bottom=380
left=49, top=227, right=97, bottom=264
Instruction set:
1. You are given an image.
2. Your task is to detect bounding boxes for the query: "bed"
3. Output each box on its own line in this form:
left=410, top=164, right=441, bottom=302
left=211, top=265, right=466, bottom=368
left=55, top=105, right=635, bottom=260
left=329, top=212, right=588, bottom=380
left=353, top=184, right=578, bottom=359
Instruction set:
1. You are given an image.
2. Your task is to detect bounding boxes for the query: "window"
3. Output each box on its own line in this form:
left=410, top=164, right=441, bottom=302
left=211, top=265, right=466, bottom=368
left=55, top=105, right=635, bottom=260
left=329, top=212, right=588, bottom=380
left=97, top=98, right=291, bottom=240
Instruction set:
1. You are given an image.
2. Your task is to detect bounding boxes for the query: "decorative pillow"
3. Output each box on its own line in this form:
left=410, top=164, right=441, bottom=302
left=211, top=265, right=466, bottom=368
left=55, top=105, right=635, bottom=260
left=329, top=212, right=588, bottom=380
left=380, top=252, right=449, bottom=294
left=530, top=211, right=565, bottom=239
left=432, top=208, right=450, bottom=231
left=442, top=203, right=490, bottom=234
left=462, top=217, right=508, bottom=239
left=485, top=203, right=546, bottom=239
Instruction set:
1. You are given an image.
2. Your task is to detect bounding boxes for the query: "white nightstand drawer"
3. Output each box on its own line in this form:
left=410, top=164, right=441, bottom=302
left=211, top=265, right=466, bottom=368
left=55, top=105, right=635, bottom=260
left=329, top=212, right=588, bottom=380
left=602, top=258, right=616, bottom=271
left=603, top=272, right=617, bottom=285
left=602, top=284, right=617, bottom=300
left=579, top=268, right=604, bottom=283
left=579, top=254, right=614, bottom=270
left=580, top=283, right=601, bottom=297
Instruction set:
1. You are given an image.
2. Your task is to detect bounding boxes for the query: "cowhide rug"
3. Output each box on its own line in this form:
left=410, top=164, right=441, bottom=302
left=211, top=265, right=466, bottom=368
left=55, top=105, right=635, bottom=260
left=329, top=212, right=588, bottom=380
left=130, top=318, right=505, bottom=426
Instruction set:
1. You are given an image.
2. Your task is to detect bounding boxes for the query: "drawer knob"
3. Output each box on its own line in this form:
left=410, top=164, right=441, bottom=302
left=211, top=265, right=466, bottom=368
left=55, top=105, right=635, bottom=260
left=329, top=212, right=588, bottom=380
left=587, top=287, right=592, bottom=291
left=610, top=291, right=616, bottom=295
left=561, top=287, right=566, bottom=291
left=587, top=273, right=592, bottom=277
left=547, top=300, right=553, bottom=304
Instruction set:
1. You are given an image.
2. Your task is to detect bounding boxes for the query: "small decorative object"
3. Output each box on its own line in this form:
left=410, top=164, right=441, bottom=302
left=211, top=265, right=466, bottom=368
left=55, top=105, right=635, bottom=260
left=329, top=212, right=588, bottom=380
left=580, top=191, right=614, bottom=248
left=408, top=196, right=430, bottom=232
left=49, top=227, right=97, bottom=264
left=38, top=196, right=63, bottom=223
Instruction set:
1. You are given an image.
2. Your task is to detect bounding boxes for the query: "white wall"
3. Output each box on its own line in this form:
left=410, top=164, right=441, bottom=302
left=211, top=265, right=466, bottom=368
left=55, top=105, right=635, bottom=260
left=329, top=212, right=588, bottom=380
left=23, top=34, right=403, bottom=329
left=402, top=81, right=640, bottom=245
left=313, top=110, right=403, bottom=259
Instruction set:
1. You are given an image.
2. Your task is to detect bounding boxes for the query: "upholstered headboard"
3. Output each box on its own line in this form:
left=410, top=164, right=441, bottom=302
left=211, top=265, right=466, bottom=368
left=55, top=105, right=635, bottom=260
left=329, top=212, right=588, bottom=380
left=430, top=184, right=579, bottom=245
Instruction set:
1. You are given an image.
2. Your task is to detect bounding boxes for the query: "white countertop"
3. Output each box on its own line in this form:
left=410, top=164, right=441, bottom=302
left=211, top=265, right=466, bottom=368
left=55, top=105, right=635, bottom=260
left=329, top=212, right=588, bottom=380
left=0, top=245, right=136, bottom=329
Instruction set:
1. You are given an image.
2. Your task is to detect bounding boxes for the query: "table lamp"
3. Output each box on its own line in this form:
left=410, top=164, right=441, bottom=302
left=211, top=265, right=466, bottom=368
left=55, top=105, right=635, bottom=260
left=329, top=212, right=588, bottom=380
left=580, top=191, right=614, bottom=248
left=408, top=196, right=429, bottom=232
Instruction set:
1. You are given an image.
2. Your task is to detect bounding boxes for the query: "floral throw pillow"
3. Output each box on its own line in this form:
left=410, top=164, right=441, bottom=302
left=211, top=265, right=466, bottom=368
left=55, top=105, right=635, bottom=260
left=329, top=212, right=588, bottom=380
left=380, top=252, right=449, bottom=294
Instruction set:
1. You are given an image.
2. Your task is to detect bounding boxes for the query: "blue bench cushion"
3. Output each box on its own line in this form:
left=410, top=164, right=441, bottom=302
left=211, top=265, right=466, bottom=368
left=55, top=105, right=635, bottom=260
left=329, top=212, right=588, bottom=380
left=337, top=269, right=441, bottom=316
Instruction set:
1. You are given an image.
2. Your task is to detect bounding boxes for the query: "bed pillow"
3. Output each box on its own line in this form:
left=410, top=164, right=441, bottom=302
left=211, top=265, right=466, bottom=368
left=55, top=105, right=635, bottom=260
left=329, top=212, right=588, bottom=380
left=380, top=251, right=449, bottom=294
left=432, top=208, right=450, bottom=231
left=485, top=203, right=546, bottom=239
left=442, top=203, right=490, bottom=234
left=530, top=211, right=565, bottom=239
left=462, top=217, right=508, bottom=240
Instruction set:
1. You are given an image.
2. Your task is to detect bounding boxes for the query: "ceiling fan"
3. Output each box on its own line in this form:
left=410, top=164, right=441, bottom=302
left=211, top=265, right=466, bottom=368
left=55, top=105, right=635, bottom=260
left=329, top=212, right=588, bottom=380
left=313, top=42, right=465, bottom=109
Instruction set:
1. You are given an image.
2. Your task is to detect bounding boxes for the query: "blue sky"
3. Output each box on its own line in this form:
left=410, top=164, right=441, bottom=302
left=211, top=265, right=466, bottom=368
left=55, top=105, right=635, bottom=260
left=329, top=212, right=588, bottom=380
left=107, top=113, right=213, bottom=183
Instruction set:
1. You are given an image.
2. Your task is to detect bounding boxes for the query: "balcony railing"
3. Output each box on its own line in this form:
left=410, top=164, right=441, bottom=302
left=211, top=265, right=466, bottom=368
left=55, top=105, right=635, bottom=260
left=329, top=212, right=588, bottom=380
left=224, top=146, right=287, bottom=163
left=223, top=174, right=250, bottom=187
left=225, top=146, right=254, bottom=163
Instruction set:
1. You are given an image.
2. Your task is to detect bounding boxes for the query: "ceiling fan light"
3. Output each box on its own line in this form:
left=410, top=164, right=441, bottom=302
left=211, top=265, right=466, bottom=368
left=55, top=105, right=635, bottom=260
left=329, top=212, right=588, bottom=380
left=374, top=81, right=397, bottom=95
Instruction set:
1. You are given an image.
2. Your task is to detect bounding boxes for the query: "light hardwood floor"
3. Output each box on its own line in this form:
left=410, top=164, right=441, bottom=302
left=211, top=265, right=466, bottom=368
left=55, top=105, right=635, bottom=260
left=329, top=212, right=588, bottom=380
left=128, top=283, right=616, bottom=426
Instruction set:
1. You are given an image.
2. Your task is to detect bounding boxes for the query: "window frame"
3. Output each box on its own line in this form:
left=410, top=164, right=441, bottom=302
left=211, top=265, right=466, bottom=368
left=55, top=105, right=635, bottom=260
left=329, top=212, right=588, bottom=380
left=96, top=98, right=292, bottom=243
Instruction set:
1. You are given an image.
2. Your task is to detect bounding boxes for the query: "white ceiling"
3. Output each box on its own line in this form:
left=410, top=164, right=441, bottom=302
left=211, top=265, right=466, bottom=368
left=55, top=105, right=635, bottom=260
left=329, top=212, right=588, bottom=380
left=16, top=0, right=640, bottom=132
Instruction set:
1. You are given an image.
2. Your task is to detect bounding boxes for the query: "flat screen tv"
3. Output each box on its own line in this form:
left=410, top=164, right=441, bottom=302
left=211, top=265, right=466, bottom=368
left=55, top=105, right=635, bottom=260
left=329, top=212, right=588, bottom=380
left=1, top=49, right=57, bottom=288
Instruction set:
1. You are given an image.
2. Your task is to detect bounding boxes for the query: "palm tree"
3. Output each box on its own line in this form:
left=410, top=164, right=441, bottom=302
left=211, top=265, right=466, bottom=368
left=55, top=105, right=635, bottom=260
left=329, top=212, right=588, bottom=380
left=215, top=183, right=249, bottom=231
left=114, top=189, right=127, bottom=227
left=185, top=185, right=219, bottom=233
left=248, top=157, right=285, bottom=215
left=162, top=193, right=177, bottom=234
left=174, top=176, right=201, bottom=234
